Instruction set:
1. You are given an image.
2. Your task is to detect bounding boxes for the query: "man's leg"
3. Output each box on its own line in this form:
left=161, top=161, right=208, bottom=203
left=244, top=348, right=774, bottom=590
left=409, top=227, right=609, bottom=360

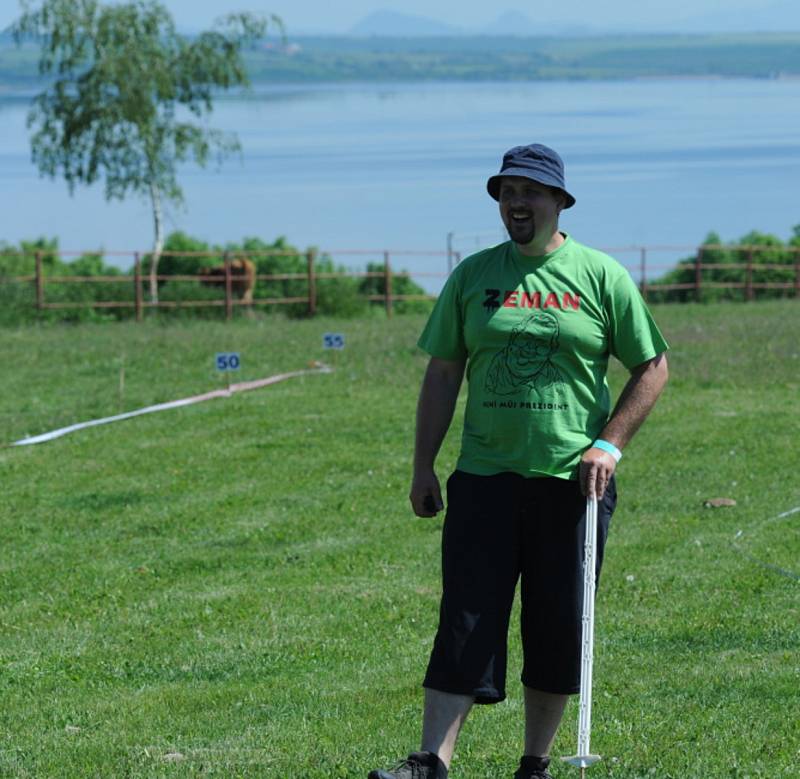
left=516, top=478, right=616, bottom=778
left=369, top=472, right=521, bottom=778
left=523, top=687, right=568, bottom=757
left=420, top=689, right=474, bottom=768
left=367, top=689, right=473, bottom=778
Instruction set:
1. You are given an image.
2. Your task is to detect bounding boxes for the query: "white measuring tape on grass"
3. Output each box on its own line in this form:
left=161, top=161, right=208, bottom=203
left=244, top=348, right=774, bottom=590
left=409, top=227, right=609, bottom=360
left=12, top=363, right=331, bottom=447
left=732, top=504, right=800, bottom=581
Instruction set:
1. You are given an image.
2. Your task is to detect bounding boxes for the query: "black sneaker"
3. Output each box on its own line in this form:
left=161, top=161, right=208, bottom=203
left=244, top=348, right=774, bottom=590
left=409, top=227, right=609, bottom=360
left=368, top=751, right=448, bottom=779
left=513, top=755, right=554, bottom=779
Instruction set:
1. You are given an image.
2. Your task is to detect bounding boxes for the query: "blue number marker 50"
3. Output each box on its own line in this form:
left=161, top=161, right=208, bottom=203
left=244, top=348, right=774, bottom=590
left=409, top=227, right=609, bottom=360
left=215, top=352, right=241, bottom=371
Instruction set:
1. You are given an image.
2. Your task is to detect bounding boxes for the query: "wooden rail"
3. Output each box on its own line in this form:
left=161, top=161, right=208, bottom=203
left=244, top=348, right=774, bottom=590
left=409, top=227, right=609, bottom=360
left=2, top=245, right=799, bottom=319
left=10, top=248, right=439, bottom=319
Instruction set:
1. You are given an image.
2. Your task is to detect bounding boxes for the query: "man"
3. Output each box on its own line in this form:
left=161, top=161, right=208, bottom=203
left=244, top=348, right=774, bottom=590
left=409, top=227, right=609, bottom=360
left=369, top=144, right=669, bottom=779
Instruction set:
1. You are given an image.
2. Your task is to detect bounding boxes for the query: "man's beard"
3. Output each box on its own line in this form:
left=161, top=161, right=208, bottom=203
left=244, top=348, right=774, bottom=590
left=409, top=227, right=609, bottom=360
left=506, top=218, right=536, bottom=245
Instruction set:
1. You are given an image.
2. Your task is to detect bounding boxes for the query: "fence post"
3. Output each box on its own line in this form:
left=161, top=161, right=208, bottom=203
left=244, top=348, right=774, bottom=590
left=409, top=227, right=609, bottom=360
left=35, top=250, right=44, bottom=311
left=745, top=248, right=754, bottom=302
left=224, top=251, right=233, bottom=321
left=639, top=247, right=647, bottom=301
left=307, top=249, right=317, bottom=316
left=134, top=252, right=143, bottom=322
left=384, top=251, right=393, bottom=318
left=695, top=246, right=703, bottom=302
left=795, top=254, right=800, bottom=299
left=447, top=232, right=454, bottom=275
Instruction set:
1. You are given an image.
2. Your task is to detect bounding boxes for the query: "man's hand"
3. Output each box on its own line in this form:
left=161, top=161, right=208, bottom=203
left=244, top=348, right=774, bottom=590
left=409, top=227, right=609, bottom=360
left=579, top=448, right=617, bottom=499
left=409, top=357, right=464, bottom=518
left=410, top=469, right=444, bottom=517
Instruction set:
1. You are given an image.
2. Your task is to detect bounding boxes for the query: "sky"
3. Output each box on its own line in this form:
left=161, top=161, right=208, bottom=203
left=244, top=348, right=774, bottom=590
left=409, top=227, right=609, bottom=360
left=1, top=0, right=795, bottom=36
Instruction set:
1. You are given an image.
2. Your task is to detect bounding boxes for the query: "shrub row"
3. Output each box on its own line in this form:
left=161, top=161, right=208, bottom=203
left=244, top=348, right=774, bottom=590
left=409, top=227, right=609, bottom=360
left=0, top=233, right=432, bottom=324
left=647, top=227, right=800, bottom=303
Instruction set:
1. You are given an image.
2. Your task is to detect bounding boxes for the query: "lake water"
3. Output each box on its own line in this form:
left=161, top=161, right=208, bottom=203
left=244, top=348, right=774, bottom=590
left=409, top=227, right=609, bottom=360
left=2, top=78, right=800, bottom=288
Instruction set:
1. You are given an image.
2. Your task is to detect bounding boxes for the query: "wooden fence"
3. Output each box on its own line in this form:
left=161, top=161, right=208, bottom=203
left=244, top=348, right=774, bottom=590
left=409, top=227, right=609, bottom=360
left=637, top=244, right=800, bottom=301
left=2, top=244, right=800, bottom=320
left=13, top=248, right=450, bottom=320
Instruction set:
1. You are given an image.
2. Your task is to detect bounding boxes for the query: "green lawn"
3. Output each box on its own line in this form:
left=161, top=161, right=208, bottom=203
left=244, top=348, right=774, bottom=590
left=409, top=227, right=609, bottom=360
left=1, top=301, right=798, bottom=778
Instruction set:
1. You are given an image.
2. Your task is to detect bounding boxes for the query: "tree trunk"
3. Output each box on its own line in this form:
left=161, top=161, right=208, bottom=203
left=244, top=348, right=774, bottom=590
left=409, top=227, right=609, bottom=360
left=148, top=180, right=164, bottom=304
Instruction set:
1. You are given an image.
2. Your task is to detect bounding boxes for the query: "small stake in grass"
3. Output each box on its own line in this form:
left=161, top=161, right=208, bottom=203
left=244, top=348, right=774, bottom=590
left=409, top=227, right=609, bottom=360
left=118, top=353, right=125, bottom=412
left=563, top=495, right=601, bottom=778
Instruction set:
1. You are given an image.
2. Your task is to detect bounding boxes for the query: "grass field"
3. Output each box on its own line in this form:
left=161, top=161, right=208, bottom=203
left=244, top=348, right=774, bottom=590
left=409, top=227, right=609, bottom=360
left=1, top=301, right=798, bottom=778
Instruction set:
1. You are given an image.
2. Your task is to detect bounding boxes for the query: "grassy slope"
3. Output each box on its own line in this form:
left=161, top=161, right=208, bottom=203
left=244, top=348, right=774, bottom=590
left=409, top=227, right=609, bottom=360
left=244, top=34, right=800, bottom=82
left=2, top=34, right=800, bottom=90
left=0, top=301, right=798, bottom=777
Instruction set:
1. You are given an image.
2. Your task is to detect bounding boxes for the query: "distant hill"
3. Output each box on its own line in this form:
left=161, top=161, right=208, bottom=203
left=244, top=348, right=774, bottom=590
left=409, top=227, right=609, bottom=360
left=479, top=11, right=597, bottom=37
left=481, top=11, right=539, bottom=36
left=349, top=11, right=462, bottom=37
left=343, top=2, right=800, bottom=37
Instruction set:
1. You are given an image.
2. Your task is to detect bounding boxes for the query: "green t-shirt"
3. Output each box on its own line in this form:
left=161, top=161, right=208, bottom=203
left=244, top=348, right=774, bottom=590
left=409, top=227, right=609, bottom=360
left=418, top=234, right=669, bottom=480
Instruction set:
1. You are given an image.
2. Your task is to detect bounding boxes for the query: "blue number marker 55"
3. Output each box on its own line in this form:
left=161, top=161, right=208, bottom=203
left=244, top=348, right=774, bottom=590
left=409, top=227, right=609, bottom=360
left=322, top=333, right=345, bottom=350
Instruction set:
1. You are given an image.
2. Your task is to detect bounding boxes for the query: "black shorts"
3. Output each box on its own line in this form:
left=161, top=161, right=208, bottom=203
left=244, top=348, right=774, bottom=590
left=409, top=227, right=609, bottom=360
left=423, top=470, right=616, bottom=704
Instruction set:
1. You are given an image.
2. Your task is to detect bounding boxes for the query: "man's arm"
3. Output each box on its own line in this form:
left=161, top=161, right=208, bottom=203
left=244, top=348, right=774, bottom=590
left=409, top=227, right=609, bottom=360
left=410, top=356, right=466, bottom=517
left=580, top=352, right=669, bottom=499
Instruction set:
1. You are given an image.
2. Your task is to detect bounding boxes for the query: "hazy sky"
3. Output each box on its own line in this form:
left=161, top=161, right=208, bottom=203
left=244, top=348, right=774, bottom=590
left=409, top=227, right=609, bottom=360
left=0, top=0, right=790, bottom=35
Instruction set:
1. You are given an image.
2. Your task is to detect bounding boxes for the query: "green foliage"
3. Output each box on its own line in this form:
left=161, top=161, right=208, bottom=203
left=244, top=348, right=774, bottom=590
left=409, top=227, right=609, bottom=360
left=65, top=252, right=121, bottom=277
left=142, top=234, right=426, bottom=319
left=11, top=0, right=278, bottom=304
left=0, top=236, right=57, bottom=277
left=648, top=226, right=800, bottom=303
left=12, top=0, right=274, bottom=207
left=315, top=254, right=369, bottom=318
left=0, top=241, right=38, bottom=322
left=0, top=231, right=429, bottom=322
left=359, top=261, right=431, bottom=314
left=142, top=230, right=211, bottom=277
left=0, top=236, right=130, bottom=324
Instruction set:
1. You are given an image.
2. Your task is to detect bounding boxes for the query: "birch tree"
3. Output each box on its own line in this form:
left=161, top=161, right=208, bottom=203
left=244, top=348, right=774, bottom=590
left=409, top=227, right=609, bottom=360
left=14, top=0, right=280, bottom=302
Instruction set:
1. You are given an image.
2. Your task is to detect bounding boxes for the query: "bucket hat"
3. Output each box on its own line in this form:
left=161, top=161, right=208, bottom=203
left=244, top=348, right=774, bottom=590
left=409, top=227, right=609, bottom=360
left=487, top=143, right=576, bottom=208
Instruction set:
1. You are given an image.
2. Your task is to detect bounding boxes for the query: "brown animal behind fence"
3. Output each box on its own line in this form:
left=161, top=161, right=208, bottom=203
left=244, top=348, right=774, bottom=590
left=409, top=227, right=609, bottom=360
left=198, top=258, right=256, bottom=304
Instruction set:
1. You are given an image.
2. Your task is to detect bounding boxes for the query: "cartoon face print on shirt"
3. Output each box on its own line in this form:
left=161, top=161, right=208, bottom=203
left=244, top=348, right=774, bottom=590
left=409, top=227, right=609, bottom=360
left=484, top=311, right=566, bottom=396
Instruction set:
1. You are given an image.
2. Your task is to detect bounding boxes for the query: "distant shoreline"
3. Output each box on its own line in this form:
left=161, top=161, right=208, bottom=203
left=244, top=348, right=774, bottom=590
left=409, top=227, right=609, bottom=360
left=2, top=32, right=800, bottom=89
left=2, top=73, right=799, bottom=102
